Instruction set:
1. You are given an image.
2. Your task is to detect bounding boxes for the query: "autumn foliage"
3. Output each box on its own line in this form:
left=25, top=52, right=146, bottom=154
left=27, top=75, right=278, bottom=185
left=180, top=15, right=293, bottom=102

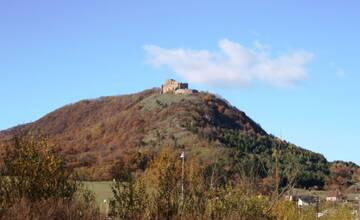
left=0, top=134, right=102, bottom=219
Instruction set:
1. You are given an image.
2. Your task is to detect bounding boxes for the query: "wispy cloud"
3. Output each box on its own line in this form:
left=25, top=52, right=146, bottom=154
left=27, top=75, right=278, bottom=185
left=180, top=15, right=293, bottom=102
left=144, top=39, right=314, bottom=88
left=330, top=62, right=346, bottom=79
left=335, top=68, right=346, bottom=78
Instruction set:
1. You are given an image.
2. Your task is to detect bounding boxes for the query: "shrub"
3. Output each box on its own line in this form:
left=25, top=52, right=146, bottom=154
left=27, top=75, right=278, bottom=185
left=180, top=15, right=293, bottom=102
left=0, top=133, right=101, bottom=219
left=0, top=134, right=77, bottom=205
left=0, top=196, right=102, bottom=220
left=109, top=177, right=148, bottom=220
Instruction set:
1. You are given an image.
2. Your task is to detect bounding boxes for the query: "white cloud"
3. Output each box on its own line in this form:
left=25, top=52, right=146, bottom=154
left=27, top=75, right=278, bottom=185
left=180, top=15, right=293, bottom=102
left=144, top=39, right=314, bottom=87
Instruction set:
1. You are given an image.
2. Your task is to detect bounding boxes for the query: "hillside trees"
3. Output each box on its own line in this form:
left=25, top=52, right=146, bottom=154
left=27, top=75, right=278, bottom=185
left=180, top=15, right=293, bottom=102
left=325, top=161, right=360, bottom=192
left=218, top=129, right=329, bottom=189
left=0, top=89, right=339, bottom=187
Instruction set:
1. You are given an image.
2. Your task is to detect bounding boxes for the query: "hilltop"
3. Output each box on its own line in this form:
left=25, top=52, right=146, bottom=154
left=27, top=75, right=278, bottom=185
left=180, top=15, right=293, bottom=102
left=0, top=84, right=357, bottom=189
left=0, top=88, right=264, bottom=175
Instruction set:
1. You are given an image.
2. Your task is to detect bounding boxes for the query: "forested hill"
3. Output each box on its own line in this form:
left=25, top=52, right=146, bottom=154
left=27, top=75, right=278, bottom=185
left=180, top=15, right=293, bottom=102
left=0, top=88, right=357, bottom=189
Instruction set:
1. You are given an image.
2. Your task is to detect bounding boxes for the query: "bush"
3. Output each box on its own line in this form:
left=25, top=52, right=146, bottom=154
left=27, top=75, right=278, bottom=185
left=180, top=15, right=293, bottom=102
left=205, top=186, right=270, bottom=220
left=0, top=133, right=102, bottom=219
left=272, top=200, right=315, bottom=220
left=0, top=134, right=77, bottom=205
left=109, top=178, right=148, bottom=220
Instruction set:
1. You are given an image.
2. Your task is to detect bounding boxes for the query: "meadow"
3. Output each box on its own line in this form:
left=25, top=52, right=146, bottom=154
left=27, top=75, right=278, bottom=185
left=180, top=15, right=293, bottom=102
left=83, top=181, right=113, bottom=213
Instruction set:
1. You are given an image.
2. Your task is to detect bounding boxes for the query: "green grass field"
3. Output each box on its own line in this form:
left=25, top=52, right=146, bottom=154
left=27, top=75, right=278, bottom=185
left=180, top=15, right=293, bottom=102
left=82, top=181, right=113, bottom=213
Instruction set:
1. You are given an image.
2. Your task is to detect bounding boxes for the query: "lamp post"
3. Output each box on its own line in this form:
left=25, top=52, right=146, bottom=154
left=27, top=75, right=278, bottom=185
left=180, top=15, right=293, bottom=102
left=180, top=151, right=185, bottom=203
left=179, top=151, right=185, bottom=220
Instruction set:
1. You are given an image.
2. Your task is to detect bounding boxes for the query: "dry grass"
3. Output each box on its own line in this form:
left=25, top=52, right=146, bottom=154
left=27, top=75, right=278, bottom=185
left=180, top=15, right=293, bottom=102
left=0, top=198, right=104, bottom=220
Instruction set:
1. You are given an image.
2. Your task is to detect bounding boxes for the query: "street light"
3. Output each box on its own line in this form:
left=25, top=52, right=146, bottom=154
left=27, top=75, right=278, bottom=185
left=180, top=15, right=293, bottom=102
left=180, top=151, right=185, bottom=204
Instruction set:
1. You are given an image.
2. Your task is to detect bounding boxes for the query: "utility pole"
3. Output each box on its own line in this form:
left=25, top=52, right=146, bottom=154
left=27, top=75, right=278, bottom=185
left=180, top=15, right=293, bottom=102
left=180, top=151, right=185, bottom=203
left=180, top=151, right=185, bottom=220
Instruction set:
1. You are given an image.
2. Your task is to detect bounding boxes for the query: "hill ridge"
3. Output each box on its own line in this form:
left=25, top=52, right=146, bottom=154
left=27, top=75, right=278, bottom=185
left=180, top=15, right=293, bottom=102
left=0, top=88, right=352, bottom=188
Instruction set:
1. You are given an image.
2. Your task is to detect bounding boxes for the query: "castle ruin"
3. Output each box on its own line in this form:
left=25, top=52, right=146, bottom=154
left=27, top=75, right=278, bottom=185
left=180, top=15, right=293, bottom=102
left=161, top=79, right=197, bottom=95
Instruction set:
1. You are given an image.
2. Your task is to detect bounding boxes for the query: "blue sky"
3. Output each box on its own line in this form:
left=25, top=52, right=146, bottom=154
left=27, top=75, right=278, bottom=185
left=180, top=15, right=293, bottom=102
left=1, top=0, right=359, bottom=163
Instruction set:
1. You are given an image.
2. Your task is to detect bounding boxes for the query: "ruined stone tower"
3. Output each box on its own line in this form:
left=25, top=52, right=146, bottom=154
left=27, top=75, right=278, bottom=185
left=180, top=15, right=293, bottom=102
left=160, top=79, right=197, bottom=94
